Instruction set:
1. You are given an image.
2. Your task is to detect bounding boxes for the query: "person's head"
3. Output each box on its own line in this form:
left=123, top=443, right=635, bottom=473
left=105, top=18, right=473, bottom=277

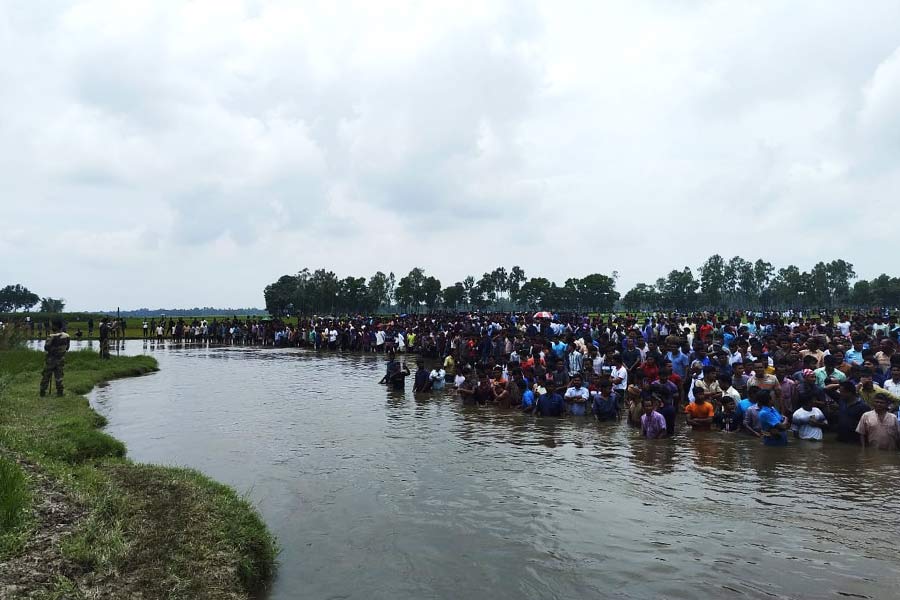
left=823, top=354, right=837, bottom=370
left=51, top=318, right=63, bottom=332
left=838, top=380, right=857, bottom=401
left=722, top=396, right=736, bottom=413
left=417, top=359, right=425, bottom=370
left=802, top=354, right=818, bottom=369
left=703, top=365, right=717, bottom=381
left=873, top=394, right=889, bottom=414
left=571, top=374, right=583, bottom=388
left=799, top=392, right=814, bottom=410
left=891, top=365, right=900, bottom=382
left=642, top=398, right=655, bottom=415
left=600, top=380, right=612, bottom=394
left=755, top=390, right=772, bottom=407
left=658, top=367, right=671, bottom=383
left=753, top=360, right=766, bottom=377
left=802, top=368, right=816, bottom=385
left=859, top=368, right=874, bottom=388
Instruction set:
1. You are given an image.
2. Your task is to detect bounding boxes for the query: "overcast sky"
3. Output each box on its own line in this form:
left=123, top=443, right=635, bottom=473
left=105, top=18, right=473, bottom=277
left=2, top=1, right=899, bottom=310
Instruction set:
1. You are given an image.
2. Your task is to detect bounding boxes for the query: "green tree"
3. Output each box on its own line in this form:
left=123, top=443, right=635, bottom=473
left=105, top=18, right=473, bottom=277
left=825, top=259, right=856, bottom=305
left=39, top=297, right=66, bottom=313
left=0, top=284, right=40, bottom=312
left=622, top=283, right=658, bottom=311
left=367, top=271, right=393, bottom=310
left=575, top=273, right=619, bottom=311
left=518, top=277, right=553, bottom=308
left=659, top=268, right=698, bottom=309
left=421, top=276, right=442, bottom=311
left=508, top=266, right=526, bottom=306
left=442, top=283, right=466, bottom=310
left=850, top=279, right=871, bottom=306
left=699, top=254, right=727, bottom=308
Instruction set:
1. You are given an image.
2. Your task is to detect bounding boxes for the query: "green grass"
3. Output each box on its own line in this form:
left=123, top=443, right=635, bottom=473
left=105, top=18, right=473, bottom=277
left=0, top=456, right=29, bottom=552
left=0, top=348, right=278, bottom=598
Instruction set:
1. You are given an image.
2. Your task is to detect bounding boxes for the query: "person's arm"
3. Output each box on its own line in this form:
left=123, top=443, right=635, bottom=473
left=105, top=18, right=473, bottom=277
left=743, top=410, right=761, bottom=437
left=855, top=418, right=868, bottom=447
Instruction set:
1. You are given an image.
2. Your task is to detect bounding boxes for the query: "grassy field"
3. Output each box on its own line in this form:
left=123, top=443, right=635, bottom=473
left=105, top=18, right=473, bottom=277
left=0, top=348, right=277, bottom=598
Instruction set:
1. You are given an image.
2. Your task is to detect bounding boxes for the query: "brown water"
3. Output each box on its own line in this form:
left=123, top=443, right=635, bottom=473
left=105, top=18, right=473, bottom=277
left=79, top=340, right=899, bottom=600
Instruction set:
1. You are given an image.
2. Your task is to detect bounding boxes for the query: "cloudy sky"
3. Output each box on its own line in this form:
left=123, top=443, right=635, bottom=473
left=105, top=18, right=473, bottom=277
left=2, top=1, right=899, bottom=310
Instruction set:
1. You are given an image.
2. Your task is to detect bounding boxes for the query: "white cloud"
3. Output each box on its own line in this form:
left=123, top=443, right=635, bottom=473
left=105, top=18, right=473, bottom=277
left=1, top=0, right=899, bottom=310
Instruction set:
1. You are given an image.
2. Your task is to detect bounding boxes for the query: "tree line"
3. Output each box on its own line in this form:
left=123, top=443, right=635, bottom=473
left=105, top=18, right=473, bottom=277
left=0, top=284, right=65, bottom=313
left=263, top=267, right=620, bottom=316
left=622, top=256, right=898, bottom=310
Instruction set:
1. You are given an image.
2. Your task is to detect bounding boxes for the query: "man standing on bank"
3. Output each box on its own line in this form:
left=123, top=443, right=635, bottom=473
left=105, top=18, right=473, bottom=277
left=40, top=319, right=70, bottom=397
left=99, top=317, right=111, bottom=359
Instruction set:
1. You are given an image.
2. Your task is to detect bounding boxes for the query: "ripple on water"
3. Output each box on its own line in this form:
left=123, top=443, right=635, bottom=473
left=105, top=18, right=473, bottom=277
left=84, top=342, right=900, bottom=600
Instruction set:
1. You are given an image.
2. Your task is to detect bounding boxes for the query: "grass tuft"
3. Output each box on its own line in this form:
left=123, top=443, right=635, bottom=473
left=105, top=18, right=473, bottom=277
left=0, top=456, right=28, bottom=531
left=0, top=456, right=30, bottom=556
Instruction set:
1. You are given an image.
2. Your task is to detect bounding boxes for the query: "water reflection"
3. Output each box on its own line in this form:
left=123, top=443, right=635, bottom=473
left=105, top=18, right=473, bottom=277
left=71, top=341, right=900, bottom=600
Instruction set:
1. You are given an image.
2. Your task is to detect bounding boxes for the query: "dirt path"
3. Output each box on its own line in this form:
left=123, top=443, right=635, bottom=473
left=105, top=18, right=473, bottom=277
left=0, top=457, right=87, bottom=599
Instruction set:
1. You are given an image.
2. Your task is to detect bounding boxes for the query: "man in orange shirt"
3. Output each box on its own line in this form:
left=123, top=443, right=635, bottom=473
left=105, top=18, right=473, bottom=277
left=685, top=394, right=715, bottom=431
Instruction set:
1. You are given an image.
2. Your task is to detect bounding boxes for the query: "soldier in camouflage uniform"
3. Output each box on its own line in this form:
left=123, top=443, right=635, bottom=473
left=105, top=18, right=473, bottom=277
left=40, top=319, right=70, bottom=397
left=99, top=317, right=110, bottom=359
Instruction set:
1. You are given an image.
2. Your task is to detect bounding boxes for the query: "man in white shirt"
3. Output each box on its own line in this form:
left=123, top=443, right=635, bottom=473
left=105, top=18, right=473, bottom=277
left=884, top=366, right=900, bottom=408
left=837, top=318, right=851, bottom=337
left=429, top=367, right=446, bottom=390
left=791, top=394, right=827, bottom=441
left=610, top=355, right=628, bottom=392
left=563, top=374, right=590, bottom=416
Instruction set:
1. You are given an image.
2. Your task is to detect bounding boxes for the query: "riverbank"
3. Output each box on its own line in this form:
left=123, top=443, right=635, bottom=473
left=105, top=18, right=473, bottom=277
left=0, top=348, right=277, bottom=599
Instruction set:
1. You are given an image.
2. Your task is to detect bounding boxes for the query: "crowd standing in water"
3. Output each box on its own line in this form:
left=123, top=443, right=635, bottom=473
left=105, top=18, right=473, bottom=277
left=363, top=309, right=900, bottom=451
left=5, top=309, right=899, bottom=450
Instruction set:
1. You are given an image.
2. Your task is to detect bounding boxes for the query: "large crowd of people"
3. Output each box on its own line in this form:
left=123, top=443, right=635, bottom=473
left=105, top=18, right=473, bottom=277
left=357, top=309, right=899, bottom=451
left=6, top=308, right=899, bottom=450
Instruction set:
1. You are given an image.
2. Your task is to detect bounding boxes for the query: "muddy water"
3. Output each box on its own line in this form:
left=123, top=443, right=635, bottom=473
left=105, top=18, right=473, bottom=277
left=79, top=340, right=899, bottom=600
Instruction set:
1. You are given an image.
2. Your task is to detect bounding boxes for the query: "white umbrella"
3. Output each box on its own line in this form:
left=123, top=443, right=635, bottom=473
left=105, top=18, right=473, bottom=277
left=533, top=311, right=552, bottom=319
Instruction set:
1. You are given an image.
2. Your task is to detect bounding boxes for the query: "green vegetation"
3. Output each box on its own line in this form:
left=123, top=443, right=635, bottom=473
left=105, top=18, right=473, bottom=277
left=0, top=457, right=29, bottom=554
left=0, top=348, right=277, bottom=598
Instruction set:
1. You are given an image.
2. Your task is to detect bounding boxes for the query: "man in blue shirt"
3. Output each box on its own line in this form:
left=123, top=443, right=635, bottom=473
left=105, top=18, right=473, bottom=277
left=591, top=380, right=619, bottom=421
left=534, top=388, right=566, bottom=417
left=757, top=390, right=789, bottom=446
left=667, top=346, right=690, bottom=380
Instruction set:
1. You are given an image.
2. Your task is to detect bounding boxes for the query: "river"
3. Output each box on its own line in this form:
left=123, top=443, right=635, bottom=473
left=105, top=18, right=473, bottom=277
left=68, top=340, right=900, bottom=599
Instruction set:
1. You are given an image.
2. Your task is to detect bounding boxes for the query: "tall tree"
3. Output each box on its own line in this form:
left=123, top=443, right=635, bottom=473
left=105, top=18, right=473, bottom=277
left=442, top=283, right=466, bottom=310
left=421, top=276, right=442, bottom=311
left=367, top=271, right=392, bottom=310
left=575, top=273, right=619, bottom=311
left=698, top=254, right=727, bottom=308
left=659, top=268, right=698, bottom=309
left=508, top=266, right=526, bottom=306
left=622, top=283, right=658, bottom=311
left=39, top=297, right=66, bottom=313
left=0, top=284, right=39, bottom=312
